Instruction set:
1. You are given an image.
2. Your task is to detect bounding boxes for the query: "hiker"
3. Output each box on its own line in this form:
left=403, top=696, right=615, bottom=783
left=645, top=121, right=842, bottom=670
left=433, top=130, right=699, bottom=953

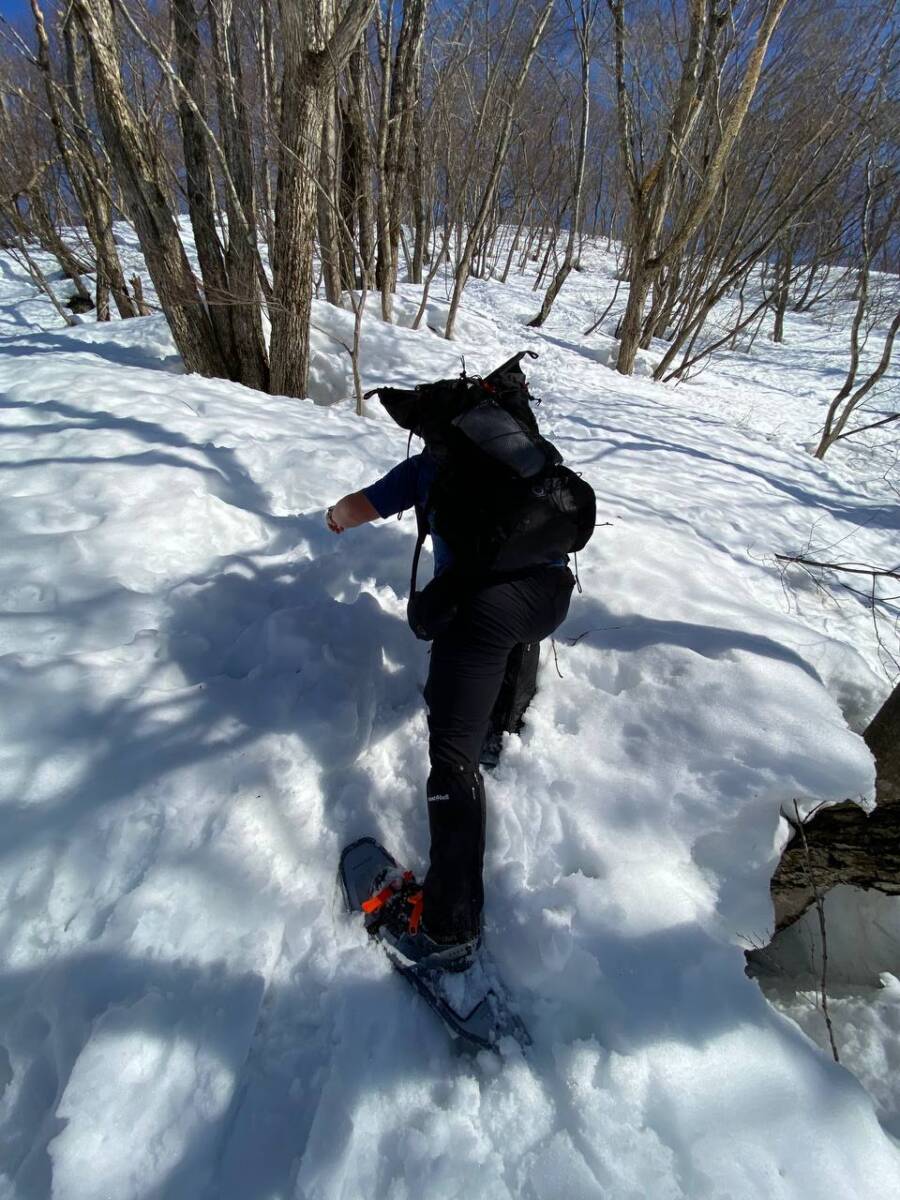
left=326, top=460, right=575, bottom=971
left=326, top=354, right=593, bottom=973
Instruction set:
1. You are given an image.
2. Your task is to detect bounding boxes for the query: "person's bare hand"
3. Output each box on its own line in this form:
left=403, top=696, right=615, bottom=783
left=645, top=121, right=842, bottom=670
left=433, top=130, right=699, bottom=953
left=326, top=492, right=379, bottom=533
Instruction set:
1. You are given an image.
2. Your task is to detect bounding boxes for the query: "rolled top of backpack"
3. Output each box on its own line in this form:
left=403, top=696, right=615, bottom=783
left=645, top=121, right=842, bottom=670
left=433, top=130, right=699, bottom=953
left=364, top=350, right=540, bottom=442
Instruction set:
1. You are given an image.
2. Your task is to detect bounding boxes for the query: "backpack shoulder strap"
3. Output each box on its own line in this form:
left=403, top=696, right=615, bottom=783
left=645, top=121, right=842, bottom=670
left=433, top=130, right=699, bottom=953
left=410, top=501, right=429, bottom=596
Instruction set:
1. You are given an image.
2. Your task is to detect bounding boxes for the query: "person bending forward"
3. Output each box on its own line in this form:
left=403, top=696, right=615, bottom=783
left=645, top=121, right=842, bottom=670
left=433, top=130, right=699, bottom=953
left=327, top=450, right=574, bottom=970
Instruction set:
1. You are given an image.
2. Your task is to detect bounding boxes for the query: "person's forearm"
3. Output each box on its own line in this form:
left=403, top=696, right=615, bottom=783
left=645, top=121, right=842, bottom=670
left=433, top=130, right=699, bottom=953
left=327, top=490, right=380, bottom=533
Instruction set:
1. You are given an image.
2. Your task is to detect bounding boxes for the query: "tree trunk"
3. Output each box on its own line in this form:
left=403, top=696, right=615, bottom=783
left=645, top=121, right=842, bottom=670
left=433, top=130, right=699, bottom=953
left=338, top=93, right=361, bottom=289
left=616, top=258, right=654, bottom=374
left=373, top=3, right=394, bottom=320
left=257, top=0, right=277, bottom=255
left=771, top=245, right=793, bottom=343
left=409, top=76, right=428, bottom=285
left=33, top=1, right=138, bottom=320
left=639, top=274, right=668, bottom=349
left=271, top=63, right=327, bottom=396
left=318, top=83, right=344, bottom=306
left=27, top=191, right=92, bottom=299
left=72, top=0, right=226, bottom=376
left=209, top=0, right=270, bottom=390
left=386, top=0, right=428, bottom=290
left=500, top=207, right=528, bottom=284
left=270, top=0, right=375, bottom=398
left=95, top=265, right=111, bottom=321
left=63, top=14, right=138, bottom=319
left=348, top=42, right=376, bottom=288
left=532, top=229, right=558, bottom=291
left=172, top=0, right=239, bottom=376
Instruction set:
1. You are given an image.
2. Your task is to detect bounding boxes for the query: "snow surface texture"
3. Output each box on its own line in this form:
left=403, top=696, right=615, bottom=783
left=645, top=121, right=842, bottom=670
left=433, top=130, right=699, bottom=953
left=1, top=232, right=899, bottom=1199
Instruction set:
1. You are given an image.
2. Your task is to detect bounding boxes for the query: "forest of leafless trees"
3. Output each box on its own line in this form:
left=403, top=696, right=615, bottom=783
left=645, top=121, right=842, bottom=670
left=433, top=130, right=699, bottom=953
left=0, top=1, right=896, bottom=422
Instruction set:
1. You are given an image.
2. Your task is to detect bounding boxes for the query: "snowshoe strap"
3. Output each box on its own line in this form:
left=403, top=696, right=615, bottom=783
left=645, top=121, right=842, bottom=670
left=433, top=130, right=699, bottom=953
left=361, top=870, right=415, bottom=915
left=407, top=890, right=424, bottom=935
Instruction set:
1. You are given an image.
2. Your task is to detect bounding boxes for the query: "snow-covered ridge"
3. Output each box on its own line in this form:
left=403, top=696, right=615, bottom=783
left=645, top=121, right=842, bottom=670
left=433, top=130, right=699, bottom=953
left=1, top=234, right=898, bottom=1198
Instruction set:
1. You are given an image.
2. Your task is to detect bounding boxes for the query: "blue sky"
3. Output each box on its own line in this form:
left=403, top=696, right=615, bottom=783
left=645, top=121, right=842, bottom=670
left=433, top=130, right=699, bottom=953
left=0, top=0, right=31, bottom=23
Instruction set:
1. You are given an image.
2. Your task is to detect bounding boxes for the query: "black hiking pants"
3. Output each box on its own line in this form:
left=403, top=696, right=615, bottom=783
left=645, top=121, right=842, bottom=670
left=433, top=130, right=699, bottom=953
left=422, top=565, right=575, bottom=942
left=486, top=640, right=541, bottom=746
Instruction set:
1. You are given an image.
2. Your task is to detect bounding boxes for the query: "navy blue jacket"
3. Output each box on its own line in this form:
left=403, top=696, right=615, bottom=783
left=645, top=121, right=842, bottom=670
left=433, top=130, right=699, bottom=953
left=362, top=452, right=452, bottom=575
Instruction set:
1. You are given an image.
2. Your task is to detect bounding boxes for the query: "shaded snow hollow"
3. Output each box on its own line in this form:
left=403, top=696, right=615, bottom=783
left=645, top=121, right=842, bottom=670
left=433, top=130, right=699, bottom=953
left=1, top=234, right=899, bottom=1199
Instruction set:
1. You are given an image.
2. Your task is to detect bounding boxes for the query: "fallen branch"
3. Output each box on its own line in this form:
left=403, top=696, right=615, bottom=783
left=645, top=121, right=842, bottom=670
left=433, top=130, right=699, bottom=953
left=774, top=553, right=899, bottom=581
left=775, top=550, right=899, bottom=673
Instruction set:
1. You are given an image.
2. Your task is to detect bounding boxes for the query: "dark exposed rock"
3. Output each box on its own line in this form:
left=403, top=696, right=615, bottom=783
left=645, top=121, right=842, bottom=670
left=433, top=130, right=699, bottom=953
left=770, top=800, right=900, bottom=932
left=763, top=681, right=900, bottom=935
left=65, top=294, right=94, bottom=314
left=864, top=681, right=900, bottom=807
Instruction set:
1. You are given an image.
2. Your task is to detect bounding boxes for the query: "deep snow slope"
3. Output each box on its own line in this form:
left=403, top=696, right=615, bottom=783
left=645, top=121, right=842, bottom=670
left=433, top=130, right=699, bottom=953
left=1, top=235, right=899, bottom=1200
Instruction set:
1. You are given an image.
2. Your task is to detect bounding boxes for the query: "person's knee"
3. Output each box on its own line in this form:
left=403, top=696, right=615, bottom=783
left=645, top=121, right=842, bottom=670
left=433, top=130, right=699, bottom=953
left=427, top=758, right=481, bottom=797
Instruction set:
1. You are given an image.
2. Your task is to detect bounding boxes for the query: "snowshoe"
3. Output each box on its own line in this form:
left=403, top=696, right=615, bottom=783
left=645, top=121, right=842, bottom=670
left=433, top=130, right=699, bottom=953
left=339, top=837, right=530, bottom=1052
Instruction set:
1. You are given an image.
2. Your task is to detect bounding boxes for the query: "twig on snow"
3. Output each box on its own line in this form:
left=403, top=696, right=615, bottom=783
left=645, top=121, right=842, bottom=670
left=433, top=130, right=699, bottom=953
left=792, top=798, right=840, bottom=1064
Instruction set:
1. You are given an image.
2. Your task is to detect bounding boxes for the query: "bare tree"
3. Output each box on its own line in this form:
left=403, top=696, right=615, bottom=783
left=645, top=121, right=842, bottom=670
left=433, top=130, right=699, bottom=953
left=3, top=0, right=892, bottom=421
left=343, top=39, right=376, bottom=289
left=269, top=0, right=375, bottom=399
left=27, top=1, right=139, bottom=320
left=376, top=0, right=428, bottom=316
left=444, top=0, right=555, bottom=340
left=529, top=0, right=597, bottom=327
left=318, top=79, right=344, bottom=305
left=70, top=0, right=227, bottom=375
left=171, top=0, right=244, bottom=374
left=814, top=160, right=900, bottom=459
left=207, top=0, right=270, bottom=388
left=608, top=0, right=789, bottom=375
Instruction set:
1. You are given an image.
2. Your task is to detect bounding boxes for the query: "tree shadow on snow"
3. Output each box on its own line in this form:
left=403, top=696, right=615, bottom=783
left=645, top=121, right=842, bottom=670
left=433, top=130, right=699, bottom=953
left=557, top=594, right=823, bottom=684
left=564, top=412, right=900, bottom=532
left=0, top=327, right=183, bottom=374
left=0, top=517, right=426, bottom=869
left=1, top=511, right=447, bottom=1197
left=0, top=395, right=277, bottom=523
left=0, top=944, right=448, bottom=1200
left=163, top=527, right=430, bottom=846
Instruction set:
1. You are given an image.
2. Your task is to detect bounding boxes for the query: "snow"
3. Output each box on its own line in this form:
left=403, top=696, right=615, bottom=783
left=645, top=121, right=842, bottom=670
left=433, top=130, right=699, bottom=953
left=1, top=230, right=899, bottom=1199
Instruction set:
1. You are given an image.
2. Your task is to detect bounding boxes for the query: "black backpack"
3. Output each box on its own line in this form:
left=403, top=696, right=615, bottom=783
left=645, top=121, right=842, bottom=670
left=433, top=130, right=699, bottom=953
left=365, top=351, right=596, bottom=638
